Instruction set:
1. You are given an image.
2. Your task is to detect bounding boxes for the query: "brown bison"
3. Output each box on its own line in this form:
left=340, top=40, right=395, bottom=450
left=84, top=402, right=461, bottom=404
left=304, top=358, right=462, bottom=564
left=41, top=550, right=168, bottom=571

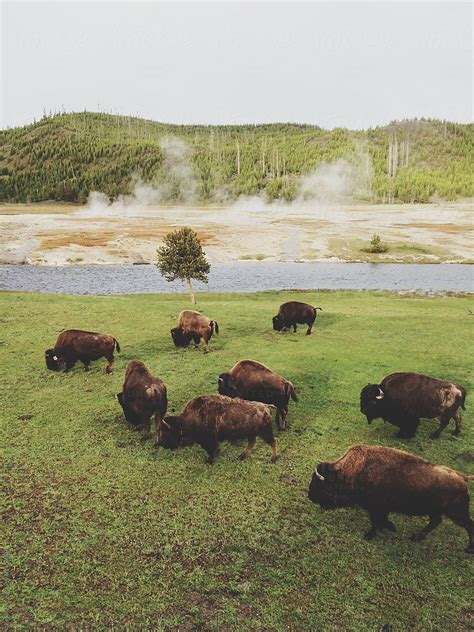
left=360, top=372, right=467, bottom=439
left=117, top=360, right=167, bottom=443
left=171, top=310, right=219, bottom=353
left=218, top=359, right=297, bottom=429
left=157, top=395, right=277, bottom=464
left=45, top=329, right=121, bottom=373
left=272, top=301, right=322, bottom=335
left=308, top=444, right=474, bottom=553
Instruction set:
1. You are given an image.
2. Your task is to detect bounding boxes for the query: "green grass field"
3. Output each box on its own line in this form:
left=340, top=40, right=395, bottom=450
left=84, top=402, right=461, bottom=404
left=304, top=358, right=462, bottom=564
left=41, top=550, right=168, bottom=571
left=2, top=290, right=473, bottom=630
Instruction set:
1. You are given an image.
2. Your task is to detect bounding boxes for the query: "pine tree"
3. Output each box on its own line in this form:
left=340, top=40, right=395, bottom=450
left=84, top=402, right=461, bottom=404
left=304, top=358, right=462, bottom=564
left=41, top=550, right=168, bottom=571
left=156, top=227, right=210, bottom=304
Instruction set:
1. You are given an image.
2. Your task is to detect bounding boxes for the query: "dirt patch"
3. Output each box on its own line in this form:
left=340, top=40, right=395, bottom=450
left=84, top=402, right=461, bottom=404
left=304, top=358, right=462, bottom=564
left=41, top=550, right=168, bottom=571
left=394, top=223, right=473, bottom=234
left=40, top=232, right=117, bottom=248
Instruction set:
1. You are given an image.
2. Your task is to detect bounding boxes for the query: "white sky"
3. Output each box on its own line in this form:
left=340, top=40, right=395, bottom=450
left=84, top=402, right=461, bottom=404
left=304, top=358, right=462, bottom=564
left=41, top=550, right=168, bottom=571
left=1, top=1, right=472, bottom=129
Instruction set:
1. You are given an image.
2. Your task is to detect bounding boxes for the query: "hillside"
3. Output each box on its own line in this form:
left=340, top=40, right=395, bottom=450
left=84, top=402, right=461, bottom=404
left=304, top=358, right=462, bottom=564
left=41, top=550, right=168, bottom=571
left=1, top=112, right=473, bottom=204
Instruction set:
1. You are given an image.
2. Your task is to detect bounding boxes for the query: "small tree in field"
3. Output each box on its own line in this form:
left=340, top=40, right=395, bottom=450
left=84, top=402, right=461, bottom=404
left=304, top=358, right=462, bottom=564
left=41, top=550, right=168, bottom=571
left=156, top=227, right=210, bottom=304
left=367, top=234, right=388, bottom=253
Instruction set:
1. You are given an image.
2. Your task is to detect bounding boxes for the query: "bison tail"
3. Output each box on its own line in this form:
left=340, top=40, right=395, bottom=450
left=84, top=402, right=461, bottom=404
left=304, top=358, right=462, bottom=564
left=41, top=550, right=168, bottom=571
left=464, top=475, right=474, bottom=481
left=459, top=386, right=467, bottom=410
left=286, top=382, right=298, bottom=402
left=214, top=321, right=219, bottom=335
left=210, top=320, right=219, bottom=335
left=114, top=338, right=121, bottom=353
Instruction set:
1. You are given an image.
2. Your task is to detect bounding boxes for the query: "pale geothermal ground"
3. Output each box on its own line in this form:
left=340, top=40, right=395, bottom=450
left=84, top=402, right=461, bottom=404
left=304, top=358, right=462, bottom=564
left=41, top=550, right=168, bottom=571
left=0, top=200, right=472, bottom=265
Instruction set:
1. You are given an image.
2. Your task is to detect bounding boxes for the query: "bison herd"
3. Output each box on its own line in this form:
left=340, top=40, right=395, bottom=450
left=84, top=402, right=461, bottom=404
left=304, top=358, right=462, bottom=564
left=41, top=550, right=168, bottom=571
left=45, top=300, right=473, bottom=554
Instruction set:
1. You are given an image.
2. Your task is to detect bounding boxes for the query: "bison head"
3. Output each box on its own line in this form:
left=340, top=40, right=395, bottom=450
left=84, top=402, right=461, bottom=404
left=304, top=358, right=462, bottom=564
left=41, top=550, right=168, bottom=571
left=308, top=463, right=355, bottom=509
left=116, top=392, right=142, bottom=426
left=359, top=383, right=385, bottom=424
left=157, top=416, right=183, bottom=449
left=308, top=463, right=339, bottom=509
left=45, top=349, right=63, bottom=371
left=217, top=373, right=238, bottom=397
left=272, top=315, right=284, bottom=331
left=170, top=327, right=192, bottom=347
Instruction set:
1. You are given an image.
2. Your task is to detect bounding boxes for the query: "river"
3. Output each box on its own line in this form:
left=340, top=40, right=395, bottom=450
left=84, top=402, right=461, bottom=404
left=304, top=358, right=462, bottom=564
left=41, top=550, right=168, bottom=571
left=0, top=262, right=472, bottom=294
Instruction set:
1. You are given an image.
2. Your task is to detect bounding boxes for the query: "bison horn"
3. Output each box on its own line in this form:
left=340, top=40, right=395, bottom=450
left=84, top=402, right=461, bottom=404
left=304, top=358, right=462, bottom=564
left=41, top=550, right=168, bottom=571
left=375, top=387, right=384, bottom=400
left=314, top=465, right=325, bottom=481
left=161, top=419, right=171, bottom=429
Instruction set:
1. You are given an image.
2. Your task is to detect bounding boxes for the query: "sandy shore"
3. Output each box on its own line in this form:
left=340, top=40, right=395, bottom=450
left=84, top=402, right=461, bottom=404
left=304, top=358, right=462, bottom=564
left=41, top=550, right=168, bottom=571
left=0, top=200, right=472, bottom=265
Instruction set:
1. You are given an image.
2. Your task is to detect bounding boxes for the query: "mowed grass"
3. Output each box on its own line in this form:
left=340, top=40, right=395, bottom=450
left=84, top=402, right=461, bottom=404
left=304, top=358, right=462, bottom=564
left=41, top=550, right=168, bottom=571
left=1, top=290, right=473, bottom=630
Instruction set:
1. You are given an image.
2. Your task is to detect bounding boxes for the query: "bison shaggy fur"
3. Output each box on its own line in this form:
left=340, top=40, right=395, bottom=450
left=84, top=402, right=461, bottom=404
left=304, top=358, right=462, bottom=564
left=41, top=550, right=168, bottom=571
left=117, top=360, right=167, bottom=443
left=308, top=444, right=474, bottom=553
left=45, top=329, right=120, bottom=374
left=218, top=359, right=297, bottom=429
left=171, top=310, right=219, bottom=353
left=272, top=301, right=322, bottom=335
left=158, top=395, right=277, bottom=464
left=360, top=372, right=467, bottom=438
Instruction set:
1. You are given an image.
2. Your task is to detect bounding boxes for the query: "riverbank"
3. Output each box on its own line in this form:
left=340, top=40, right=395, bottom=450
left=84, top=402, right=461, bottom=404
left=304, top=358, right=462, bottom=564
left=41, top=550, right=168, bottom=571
left=2, top=290, right=473, bottom=629
left=1, top=200, right=472, bottom=265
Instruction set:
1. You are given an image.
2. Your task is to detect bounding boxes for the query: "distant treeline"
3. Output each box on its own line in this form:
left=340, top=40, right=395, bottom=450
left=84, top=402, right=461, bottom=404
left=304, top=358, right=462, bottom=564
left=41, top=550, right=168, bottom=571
left=1, top=112, right=473, bottom=204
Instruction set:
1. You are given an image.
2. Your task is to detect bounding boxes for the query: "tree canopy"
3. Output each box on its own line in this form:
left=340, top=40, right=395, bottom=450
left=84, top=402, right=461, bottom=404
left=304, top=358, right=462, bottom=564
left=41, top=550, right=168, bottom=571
left=156, top=227, right=210, bottom=303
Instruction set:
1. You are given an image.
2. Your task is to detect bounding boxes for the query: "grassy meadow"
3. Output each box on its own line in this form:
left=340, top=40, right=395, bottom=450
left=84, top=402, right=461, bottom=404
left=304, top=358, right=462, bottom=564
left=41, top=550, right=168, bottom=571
left=1, top=289, right=473, bottom=629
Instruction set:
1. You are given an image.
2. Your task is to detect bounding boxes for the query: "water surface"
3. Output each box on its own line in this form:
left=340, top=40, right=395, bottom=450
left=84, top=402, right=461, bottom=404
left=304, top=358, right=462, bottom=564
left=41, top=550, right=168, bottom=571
left=1, top=262, right=472, bottom=295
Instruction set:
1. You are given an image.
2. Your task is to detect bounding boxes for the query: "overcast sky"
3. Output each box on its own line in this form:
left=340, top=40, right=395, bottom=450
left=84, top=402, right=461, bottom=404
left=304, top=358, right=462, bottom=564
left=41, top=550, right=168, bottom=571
left=2, top=1, right=472, bottom=129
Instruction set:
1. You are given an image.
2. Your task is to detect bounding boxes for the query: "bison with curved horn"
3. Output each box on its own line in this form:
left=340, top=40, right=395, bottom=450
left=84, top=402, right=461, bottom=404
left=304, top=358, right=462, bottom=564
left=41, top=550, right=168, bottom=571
left=360, top=372, right=467, bottom=438
left=308, top=444, right=474, bottom=553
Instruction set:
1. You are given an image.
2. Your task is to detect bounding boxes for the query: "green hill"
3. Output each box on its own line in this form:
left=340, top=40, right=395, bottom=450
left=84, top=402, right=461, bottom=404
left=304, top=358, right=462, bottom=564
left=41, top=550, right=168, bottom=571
left=1, top=112, right=473, bottom=204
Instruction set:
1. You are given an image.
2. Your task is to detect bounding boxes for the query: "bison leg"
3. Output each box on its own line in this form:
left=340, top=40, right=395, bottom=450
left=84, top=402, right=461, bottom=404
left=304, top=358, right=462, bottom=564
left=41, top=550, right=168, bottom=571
left=64, top=358, right=76, bottom=372
left=411, top=514, right=442, bottom=542
left=154, top=413, right=162, bottom=446
left=293, top=324, right=297, bottom=333
left=105, top=353, right=114, bottom=374
left=259, top=425, right=278, bottom=463
left=445, top=499, right=474, bottom=554
left=430, top=412, right=451, bottom=439
left=237, top=435, right=256, bottom=461
left=452, top=411, right=462, bottom=436
left=396, top=417, right=419, bottom=438
left=277, top=406, right=288, bottom=430
left=205, top=445, right=220, bottom=464
left=306, top=322, right=313, bottom=335
left=83, top=360, right=91, bottom=372
left=364, top=510, right=393, bottom=540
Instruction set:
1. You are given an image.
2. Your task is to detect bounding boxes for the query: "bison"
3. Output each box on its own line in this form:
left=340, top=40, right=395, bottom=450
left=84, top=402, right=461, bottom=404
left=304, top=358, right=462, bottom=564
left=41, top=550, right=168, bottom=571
left=117, top=360, right=167, bottom=443
left=308, top=444, right=474, bottom=553
left=45, top=329, right=121, bottom=374
left=157, top=395, right=277, bottom=464
left=171, top=310, right=219, bottom=353
left=218, top=359, right=297, bottom=429
left=272, top=301, right=322, bottom=335
left=360, top=372, right=467, bottom=439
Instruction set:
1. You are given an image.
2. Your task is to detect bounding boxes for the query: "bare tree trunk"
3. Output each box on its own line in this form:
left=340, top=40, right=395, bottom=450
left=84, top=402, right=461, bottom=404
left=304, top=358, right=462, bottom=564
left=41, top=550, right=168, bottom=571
left=186, top=278, right=196, bottom=305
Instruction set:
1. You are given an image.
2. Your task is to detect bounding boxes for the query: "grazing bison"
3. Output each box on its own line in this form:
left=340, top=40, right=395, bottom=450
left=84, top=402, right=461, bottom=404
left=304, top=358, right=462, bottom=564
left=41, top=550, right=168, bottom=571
left=360, top=372, right=467, bottom=439
left=272, top=301, right=322, bottom=335
left=218, top=359, right=297, bottom=429
left=171, top=310, right=219, bottom=353
left=117, top=360, right=167, bottom=443
left=157, top=395, right=277, bottom=464
left=45, top=329, right=121, bottom=373
left=308, top=444, right=474, bottom=553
